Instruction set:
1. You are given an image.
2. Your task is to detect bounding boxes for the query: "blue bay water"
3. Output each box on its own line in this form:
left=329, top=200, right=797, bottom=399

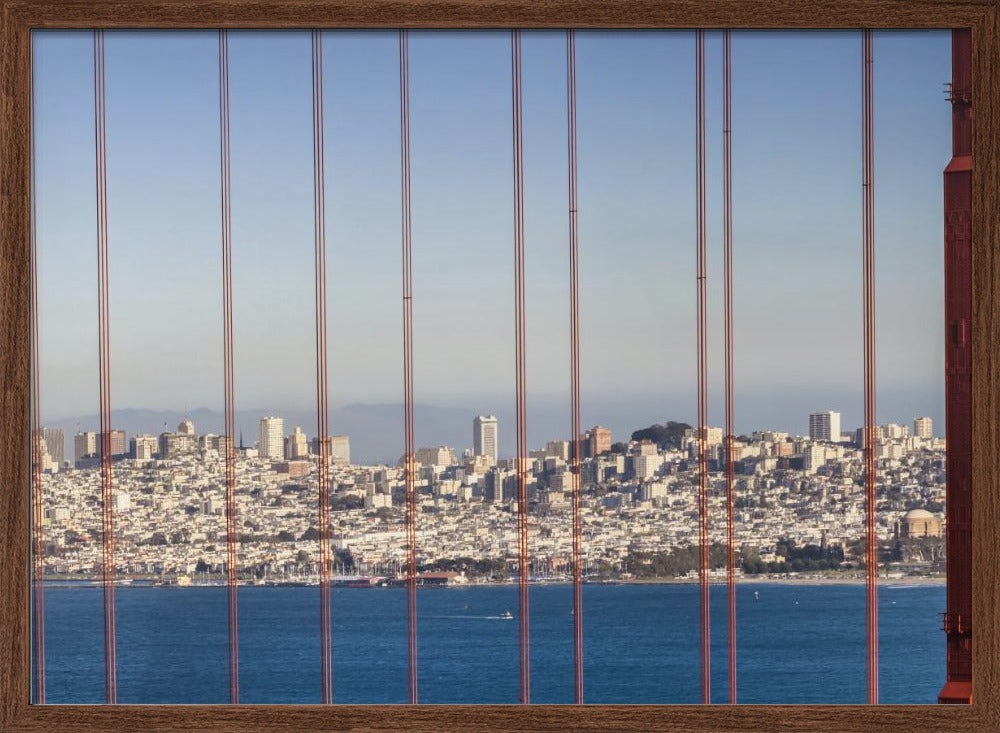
left=41, top=583, right=943, bottom=704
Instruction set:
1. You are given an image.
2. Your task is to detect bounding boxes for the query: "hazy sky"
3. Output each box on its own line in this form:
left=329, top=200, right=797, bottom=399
left=33, top=29, right=950, bottom=453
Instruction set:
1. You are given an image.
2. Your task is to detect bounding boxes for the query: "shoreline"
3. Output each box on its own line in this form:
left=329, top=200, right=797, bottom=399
left=41, top=574, right=946, bottom=588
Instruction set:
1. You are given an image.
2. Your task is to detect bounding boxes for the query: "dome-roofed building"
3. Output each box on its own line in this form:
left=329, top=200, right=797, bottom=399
left=897, top=508, right=942, bottom=539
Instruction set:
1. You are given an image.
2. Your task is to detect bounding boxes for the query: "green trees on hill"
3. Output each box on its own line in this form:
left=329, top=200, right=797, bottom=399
left=631, top=421, right=693, bottom=449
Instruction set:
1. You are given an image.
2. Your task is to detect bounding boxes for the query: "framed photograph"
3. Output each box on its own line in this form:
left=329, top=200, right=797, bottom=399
left=2, top=1, right=998, bottom=732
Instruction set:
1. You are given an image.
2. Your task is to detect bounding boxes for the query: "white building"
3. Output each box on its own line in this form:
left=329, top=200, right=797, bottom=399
left=879, top=423, right=910, bottom=440
left=545, top=440, right=571, bottom=461
left=131, top=434, right=158, bottom=461
left=330, top=435, right=350, bottom=465
left=914, top=416, right=933, bottom=439
left=258, top=416, right=285, bottom=460
left=474, top=415, right=499, bottom=464
left=809, top=411, right=841, bottom=442
left=803, top=445, right=827, bottom=473
left=415, top=446, right=455, bottom=467
left=634, top=453, right=664, bottom=480
left=285, top=426, right=309, bottom=460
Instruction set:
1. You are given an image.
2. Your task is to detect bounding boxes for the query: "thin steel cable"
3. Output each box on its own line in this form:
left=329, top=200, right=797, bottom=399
left=862, top=27, right=879, bottom=706
left=310, top=27, right=334, bottom=705
left=93, top=28, right=117, bottom=705
left=511, top=28, right=531, bottom=705
left=399, top=28, right=419, bottom=705
left=30, top=48, right=46, bottom=702
left=694, top=28, right=711, bottom=706
left=566, top=27, right=584, bottom=706
left=217, top=28, right=240, bottom=705
left=722, top=27, right=736, bottom=706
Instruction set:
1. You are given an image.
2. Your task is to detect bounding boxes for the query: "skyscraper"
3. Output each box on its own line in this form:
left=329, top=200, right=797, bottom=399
left=42, top=427, right=64, bottom=467
left=74, top=431, right=97, bottom=463
left=914, top=416, right=933, bottom=439
left=585, top=425, right=613, bottom=457
left=97, top=429, right=127, bottom=458
left=259, top=416, right=285, bottom=460
left=131, top=434, right=158, bottom=460
left=809, top=411, right=841, bottom=442
left=473, top=415, right=498, bottom=464
left=330, top=435, right=350, bottom=465
left=285, top=426, right=309, bottom=459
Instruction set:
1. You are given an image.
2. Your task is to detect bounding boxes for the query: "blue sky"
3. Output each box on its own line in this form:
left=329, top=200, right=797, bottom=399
left=33, top=29, right=951, bottom=454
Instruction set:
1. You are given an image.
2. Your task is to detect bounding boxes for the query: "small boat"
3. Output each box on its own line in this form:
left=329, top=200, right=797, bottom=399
left=499, top=611, right=513, bottom=620
left=753, top=591, right=759, bottom=601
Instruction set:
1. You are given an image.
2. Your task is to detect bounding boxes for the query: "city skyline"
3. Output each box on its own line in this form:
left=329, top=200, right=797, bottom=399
left=45, top=405, right=937, bottom=469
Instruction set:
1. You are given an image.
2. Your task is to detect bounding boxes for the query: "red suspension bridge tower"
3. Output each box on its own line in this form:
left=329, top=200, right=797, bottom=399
left=938, top=27, right=972, bottom=706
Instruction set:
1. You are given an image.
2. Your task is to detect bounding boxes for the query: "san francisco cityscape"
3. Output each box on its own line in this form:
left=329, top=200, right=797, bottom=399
left=27, top=28, right=959, bottom=704
left=34, top=410, right=945, bottom=586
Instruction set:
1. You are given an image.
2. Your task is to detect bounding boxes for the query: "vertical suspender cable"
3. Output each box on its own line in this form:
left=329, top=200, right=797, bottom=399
left=30, top=51, right=46, bottom=702
left=862, top=28, right=879, bottom=706
left=722, top=28, right=736, bottom=706
left=694, top=28, right=711, bottom=706
left=511, top=28, right=531, bottom=705
left=399, top=29, right=419, bottom=705
left=566, top=28, right=584, bottom=706
left=218, top=28, right=240, bottom=705
left=310, top=28, right=334, bottom=705
left=93, top=28, right=117, bottom=705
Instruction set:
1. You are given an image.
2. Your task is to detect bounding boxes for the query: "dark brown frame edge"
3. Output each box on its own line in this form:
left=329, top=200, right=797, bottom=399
left=1, top=1, right=997, bottom=731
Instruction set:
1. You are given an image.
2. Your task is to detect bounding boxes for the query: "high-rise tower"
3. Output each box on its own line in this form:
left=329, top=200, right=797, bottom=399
left=473, top=415, right=498, bottom=464
left=258, top=416, right=285, bottom=460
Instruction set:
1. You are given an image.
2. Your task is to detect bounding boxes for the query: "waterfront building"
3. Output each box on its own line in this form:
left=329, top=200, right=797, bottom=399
left=897, top=508, right=943, bottom=539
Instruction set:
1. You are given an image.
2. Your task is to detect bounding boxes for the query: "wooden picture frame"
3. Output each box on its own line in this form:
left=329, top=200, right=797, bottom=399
left=2, top=1, right=998, bottom=731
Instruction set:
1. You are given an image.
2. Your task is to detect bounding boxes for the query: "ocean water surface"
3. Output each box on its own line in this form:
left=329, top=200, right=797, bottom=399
left=39, top=582, right=944, bottom=704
